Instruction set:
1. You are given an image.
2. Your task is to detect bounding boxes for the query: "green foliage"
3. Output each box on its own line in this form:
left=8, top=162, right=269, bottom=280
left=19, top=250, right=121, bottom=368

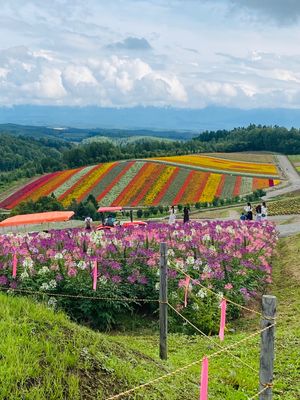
left=194, top=124, right=300, bottom=154
left=11, top=196, right=64, bottom=215
left=1, top=234, right=299, bottom=399
left=136, top=209, right=143, bottom=218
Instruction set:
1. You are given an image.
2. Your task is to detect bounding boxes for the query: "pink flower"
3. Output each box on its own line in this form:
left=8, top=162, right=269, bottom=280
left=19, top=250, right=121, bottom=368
left=224, top=283, right=233, bottom=290
left=67, top=268, right=77, bottom=277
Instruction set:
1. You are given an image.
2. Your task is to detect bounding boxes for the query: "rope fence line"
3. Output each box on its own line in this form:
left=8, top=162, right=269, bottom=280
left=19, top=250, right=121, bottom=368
left=169, top=260, right=263, bottom=317
left=1, top=244, right=277, bottom=399
left=104, top=322, right=275, bottom=400
left=167, top=302, right=258, bottom=373
left=247, top=385, right=270, bottom=400
left=0, top=287, right=158, bottom=303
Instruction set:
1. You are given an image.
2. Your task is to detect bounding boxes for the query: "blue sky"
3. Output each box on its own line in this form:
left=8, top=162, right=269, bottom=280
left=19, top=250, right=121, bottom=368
left=1, top=0, right=300, bottom=108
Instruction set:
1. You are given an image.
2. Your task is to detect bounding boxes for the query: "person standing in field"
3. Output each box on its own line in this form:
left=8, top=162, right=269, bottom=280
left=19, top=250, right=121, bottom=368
left=244, top=202, right=253, bottom=220
left=183, top=206, right=190, bottom=223
left=168, top=205, right=176, bottom=225
left=84, top=216, right=93, bottom=230
left=261, top=202, right=268, bottom=220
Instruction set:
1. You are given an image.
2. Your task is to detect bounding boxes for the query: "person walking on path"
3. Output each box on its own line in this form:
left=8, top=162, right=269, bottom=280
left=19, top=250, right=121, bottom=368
left=255, top=204, right=262, bottom=221
left=244, top=202, right=253, bottom=220
left=261, top=201, right=268, bottom=220
left=168, top=205, right=176, bottom=225
left=183, top=206, right=190, bottom=223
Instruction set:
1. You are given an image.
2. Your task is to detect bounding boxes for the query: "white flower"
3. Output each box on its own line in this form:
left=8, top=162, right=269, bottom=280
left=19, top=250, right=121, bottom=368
left=155, top=282, right=160, bottom=291
left=202, top=234, right=211, bottom=242
left=176, top=260, right=184, bottom=269
left=90, top=231, right=104, bottom=245
left=38, top=266, right=50, bottom=275
left=196, top=289, right=207, bottom=299
left=168, top=249, right=175, bottom=257
left=203, top=264, right=212, bottom=273
left=217, top=292, right=224, bottom=301
left=99, top=276, right=108, bottom=284
left=169, top=292, right=178, bottom=300
left=87, top=247, right=94, bottom=256
left=54, top=253, right=64, bottom=260
left=47, top=297, right=57, bottom=309
left=77, top=261, right=87, bottom=270
left=40, top=280, right=57, bottom=291
left=215, top=225, right=222, bottom=233
left=226, top=227, right=235, bottom=235
left=22, top=257, right=34, bottom=269
left=40, top=282, right=50, bottom=291
left=20, top=271, right=29, bottom=280
left=48, top=280, right=57, bottom=289
left=186, top=256, right=195, bottom=265
left=192, top=303, right=199, bottom=311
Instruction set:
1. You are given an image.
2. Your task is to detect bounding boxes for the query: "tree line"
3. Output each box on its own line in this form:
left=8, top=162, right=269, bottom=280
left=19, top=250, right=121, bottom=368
left=2, top=125, right=300, bottom=189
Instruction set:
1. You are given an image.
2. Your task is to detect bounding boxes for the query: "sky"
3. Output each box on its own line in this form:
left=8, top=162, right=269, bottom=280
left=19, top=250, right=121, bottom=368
left=1, top=0, right=300, bottom=109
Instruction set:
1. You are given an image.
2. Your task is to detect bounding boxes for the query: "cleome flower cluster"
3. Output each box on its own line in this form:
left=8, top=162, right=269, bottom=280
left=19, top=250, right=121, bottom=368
left=0, top=221, right=278, bottom=331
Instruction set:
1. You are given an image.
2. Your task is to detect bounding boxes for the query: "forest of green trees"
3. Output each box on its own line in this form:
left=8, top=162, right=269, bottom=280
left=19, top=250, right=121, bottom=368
left=2, top=124, right=300, bottom=188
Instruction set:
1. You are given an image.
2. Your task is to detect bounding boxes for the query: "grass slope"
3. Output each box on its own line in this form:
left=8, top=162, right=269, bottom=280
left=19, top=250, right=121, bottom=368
left=1, top=236, right=300, bottom=399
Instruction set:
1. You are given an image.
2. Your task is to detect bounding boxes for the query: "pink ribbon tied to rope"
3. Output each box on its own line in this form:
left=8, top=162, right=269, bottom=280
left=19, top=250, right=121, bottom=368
left=219, top=298, right=227, bottom=341
left=92, top=260, right=98, bottom=291
left=184, top=276, right=191, bottom=307
left=199, top=356, right=209, bottom=400
left=12, top=253, right=18, bottom=278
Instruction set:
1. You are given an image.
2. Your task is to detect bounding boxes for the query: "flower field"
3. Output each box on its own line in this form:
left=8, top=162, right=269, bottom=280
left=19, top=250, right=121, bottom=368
left=268, top=197, right=300, bottom=215
left=0, top=221, right=278, bottom=331
left=0, top=156, right=281, bottom=210
left=153, top=155, right=279, bottom=176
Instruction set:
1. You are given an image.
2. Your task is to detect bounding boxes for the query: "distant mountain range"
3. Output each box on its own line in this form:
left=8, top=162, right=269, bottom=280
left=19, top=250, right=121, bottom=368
left=1, top=105, right=300, bottom=133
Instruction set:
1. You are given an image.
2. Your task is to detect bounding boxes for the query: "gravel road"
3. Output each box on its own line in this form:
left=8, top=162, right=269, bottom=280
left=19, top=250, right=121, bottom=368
left=264, top=155, right=300, bottom=199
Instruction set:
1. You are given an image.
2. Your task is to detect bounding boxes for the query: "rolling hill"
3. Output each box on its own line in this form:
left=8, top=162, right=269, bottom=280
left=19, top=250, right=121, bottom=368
left=0, top=155, right=280, bottom=210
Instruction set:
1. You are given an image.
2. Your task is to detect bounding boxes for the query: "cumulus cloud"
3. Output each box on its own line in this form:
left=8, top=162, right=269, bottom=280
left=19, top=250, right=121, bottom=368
left=0, top=46, right=187, bottom=106
left=1, top=0, right=300, bottom=109
left=106, top=37, right=152, bottom=51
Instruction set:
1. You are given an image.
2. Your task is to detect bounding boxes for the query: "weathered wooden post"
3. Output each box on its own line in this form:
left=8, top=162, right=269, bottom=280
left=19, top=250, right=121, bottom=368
left=159, top=242, right=168, bottom=360
left=259, top=295, right=276, bottom=399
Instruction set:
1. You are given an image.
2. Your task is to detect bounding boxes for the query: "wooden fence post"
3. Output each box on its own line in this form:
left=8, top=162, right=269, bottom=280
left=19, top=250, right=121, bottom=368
left=159, top=242, right=168, bottom=360
left=259, top=295, right=276, bottom=400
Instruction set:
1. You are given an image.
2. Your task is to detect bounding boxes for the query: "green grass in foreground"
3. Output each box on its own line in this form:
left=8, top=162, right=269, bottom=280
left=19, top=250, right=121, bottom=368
left=0, top=235, right=300, bottom=399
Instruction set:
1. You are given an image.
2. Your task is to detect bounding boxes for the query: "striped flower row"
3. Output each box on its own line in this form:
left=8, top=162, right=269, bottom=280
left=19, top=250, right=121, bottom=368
left=152, top=155, right=279, bottom=177
left=0, top=161, right=281, bottom=210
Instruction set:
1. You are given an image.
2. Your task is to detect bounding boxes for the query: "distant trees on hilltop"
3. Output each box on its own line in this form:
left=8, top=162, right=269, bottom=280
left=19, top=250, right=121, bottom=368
left=2, top=124, right=300, bottom=189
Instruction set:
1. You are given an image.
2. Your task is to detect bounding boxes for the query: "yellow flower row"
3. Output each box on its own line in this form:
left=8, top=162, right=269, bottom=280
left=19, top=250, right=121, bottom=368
left=154, top=155, right=278, bottom=176
left=199, top=173, right=222, bottom=202
left=143, top=166, right=176, bottom=206
left=61, top=163, right=114, bottom=207
left=117, top=163, right=158, bottom=206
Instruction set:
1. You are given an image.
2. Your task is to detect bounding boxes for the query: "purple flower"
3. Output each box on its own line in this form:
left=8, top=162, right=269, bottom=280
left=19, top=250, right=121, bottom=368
left=0, top=275, right=8, bottom=286
left=112, top=275, right=122, bottom=284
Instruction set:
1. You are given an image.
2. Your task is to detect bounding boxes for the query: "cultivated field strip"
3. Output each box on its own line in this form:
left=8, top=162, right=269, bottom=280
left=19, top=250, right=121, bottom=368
left=0, top=155, right=281, bottom=209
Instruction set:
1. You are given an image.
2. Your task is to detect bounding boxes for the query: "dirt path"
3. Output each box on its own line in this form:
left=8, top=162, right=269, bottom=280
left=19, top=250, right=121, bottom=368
left=264, top=155, right=300, bottom=199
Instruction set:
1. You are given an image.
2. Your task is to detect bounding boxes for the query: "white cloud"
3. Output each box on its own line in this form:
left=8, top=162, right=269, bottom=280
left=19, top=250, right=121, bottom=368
left=0, top=1, right=300, bottom=109
left=0, top=46, right=187, bottom=106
